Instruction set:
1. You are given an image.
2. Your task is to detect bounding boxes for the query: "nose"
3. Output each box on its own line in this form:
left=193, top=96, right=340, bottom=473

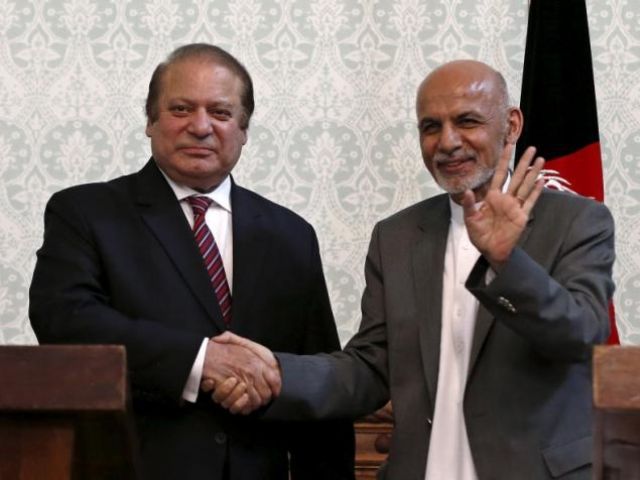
left=438, top=123, right=461, bottom=154
left=187, top=108, right=213, bottom=137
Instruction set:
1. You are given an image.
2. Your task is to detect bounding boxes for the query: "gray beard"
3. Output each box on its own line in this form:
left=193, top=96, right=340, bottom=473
left=434, top=166, right=495, bottom=196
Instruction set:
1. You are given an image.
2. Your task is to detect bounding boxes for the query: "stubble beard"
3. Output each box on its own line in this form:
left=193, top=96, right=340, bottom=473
left=433, top=164, right=495, bottom=196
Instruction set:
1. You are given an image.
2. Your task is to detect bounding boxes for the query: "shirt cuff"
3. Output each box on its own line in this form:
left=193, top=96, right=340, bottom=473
left=181, top=338, right=208, bottom=403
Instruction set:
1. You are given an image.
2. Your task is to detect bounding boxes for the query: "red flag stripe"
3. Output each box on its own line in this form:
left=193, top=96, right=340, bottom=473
left=543, top=142, right=604, bottom=202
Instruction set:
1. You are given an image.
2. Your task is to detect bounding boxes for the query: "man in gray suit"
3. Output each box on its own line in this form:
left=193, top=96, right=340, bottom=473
left=206, top=60, right=615, bottom=479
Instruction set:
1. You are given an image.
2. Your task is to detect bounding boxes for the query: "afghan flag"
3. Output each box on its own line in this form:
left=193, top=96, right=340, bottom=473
left=515, top=0, right=619, bottom=344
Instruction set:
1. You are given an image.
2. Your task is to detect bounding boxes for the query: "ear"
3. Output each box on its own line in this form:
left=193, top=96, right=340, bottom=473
left=504, top=107, right=523, bottom=145
left=240, top=128, right=248, bottom=145
left=145, top=122, right=153, bottom=138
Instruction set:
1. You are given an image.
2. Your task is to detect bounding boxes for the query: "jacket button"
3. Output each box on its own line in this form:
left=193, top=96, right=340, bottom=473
left=498, top=296, right=517, bottom=314
left=214, top=432, right=227, bottom=444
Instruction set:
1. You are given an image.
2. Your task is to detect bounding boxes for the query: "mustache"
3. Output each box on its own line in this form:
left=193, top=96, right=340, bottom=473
left=433, top=152, right=474, bottom=164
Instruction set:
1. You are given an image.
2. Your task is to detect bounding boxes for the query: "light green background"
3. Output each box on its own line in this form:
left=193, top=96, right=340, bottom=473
left=1, top=0, right=639, bottom=345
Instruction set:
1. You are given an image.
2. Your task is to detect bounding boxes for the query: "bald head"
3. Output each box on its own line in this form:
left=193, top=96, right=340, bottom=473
left=417, top=60, right=510, bottom=117
left=415, top=60, right=523, bottom=203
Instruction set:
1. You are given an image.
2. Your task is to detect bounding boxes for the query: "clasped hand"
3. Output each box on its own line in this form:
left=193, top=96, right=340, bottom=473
left=201, top=332, right=281, bottom=415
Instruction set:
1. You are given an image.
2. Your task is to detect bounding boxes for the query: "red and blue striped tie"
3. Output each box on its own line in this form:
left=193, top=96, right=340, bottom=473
left=187, top=196, right=232, bottom=325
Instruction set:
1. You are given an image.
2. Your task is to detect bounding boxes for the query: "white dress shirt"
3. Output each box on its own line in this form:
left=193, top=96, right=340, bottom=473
left=425, top=174, right=510, bottom=479
left=425, top=197, right=480, bottom=480
left=159, top=170, right=233, bottom=402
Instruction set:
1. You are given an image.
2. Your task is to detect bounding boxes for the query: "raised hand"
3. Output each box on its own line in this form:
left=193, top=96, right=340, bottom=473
left=201, top=332, right=281, bottom=415
left=462, top=145, right=545, bottom=270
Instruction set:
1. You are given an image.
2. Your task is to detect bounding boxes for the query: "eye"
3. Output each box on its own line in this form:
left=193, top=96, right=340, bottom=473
left=209, top=108, right=232, bottom=120
left=169, top=104, right=191, bottom=116
left=457, top=117, right=481, bottom=127
left=420, top=121, right=440, bottom=135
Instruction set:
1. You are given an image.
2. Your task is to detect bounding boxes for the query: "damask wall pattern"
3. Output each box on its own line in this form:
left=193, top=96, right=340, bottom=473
left=0, top=0, right=639, bottom=345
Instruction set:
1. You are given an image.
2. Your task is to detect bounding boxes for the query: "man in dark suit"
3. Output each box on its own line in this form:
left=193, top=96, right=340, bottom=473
left=209, top=60, right=615, bottom=479
left=29, top=43, right=354, bottom=480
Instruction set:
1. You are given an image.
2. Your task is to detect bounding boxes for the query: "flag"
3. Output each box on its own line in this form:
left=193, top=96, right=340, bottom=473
left=515, top=0, right=619, bottom=344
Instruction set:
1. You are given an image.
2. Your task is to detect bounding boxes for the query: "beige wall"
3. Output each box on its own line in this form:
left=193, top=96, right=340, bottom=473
left=1, top=0, right=639, bottom=345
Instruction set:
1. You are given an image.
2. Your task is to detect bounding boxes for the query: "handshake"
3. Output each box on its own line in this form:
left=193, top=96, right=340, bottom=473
left=200, top=332, right=282, bottom=415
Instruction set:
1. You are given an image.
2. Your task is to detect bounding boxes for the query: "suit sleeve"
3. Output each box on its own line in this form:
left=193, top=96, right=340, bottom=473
left=285, top=227, right=356, bottom=480
left=466, top=196, right=615, bottom=361
left=268, top=222, right=390, bottom=421
left=29, top=190, right=203, bottom=403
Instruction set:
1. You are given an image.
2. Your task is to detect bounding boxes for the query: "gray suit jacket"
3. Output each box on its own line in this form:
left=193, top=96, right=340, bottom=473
left=268, top=189, right=615, bottom=480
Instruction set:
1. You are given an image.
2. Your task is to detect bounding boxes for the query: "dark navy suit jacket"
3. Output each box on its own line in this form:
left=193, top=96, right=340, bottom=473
left=30, top=159, right=354, bottom=480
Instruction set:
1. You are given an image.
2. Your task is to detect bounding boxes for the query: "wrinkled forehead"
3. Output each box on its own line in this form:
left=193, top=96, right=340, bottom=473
left=421, top=68, right=494, bottom=99
left=162, top=58, right=225, bottom=83
left=161, top=59, right=243, bottom=96
left=416, top=70, right=499, bottom=117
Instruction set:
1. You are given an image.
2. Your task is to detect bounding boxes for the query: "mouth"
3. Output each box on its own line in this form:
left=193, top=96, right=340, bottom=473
left=436, top=157, right=474, bottom=175
left=178, top=146, right=216, bottom=156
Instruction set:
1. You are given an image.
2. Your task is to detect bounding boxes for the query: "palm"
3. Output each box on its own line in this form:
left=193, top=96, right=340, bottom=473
left=462, top=145, right=545, bottom=270
left=466, top=189, right=528, bottom=264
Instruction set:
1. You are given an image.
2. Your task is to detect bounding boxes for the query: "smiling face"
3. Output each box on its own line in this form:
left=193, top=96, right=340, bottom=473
left=146, top=58, right=248, bottom=191
left=416, top=60, right=522, bottom=203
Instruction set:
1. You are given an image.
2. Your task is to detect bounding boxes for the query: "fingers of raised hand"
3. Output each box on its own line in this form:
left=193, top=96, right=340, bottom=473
left=509, top=147, right=544, bottom=210
left=461, top=189, right=480, bottom=219
left=520, top=172, right=545, bottom=213
left=490, top=142, right=515, bottom=191
left=508, top=146, right=536, bottom=194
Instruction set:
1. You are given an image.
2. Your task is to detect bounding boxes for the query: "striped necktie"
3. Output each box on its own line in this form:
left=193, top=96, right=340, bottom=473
left=187, top=196, right=232, bottom=325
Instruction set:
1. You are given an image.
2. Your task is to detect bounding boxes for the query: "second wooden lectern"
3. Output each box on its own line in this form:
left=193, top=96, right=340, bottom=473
left=593, top=345, right=640, bottom=480
left=0, top=345, right=139, bottom=479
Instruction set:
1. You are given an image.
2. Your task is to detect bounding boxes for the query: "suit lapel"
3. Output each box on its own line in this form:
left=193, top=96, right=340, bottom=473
left=468, top=304, right=493, bottom=373
left=228, top=183, right=271, bottom=335
left=414, top=195, right=450, bottom=410
left=134, top=160, right=227, bottom=331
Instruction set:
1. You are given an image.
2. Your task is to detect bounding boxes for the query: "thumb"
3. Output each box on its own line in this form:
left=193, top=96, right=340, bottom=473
left=213, top=332, right=277, bottom=368
left=211, top=331, right=235, bottom=344
left=264, top=367, right=282, bottom=397
left=461, top=189, right=478, bottom=219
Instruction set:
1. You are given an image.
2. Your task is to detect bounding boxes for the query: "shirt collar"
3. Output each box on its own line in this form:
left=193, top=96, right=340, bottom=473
left=159, top=169, right=232, bottom=213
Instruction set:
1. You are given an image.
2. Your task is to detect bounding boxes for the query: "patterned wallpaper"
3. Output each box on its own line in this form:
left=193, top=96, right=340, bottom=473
left=1, top=0, right=639, bottom=346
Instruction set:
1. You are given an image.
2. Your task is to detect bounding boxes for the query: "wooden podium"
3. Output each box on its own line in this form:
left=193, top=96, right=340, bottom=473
left=0, top=345, right=140, bottom=479
left=354, top=402, right=393, bottom=479
left=593, top=345, right=640, bottom=480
